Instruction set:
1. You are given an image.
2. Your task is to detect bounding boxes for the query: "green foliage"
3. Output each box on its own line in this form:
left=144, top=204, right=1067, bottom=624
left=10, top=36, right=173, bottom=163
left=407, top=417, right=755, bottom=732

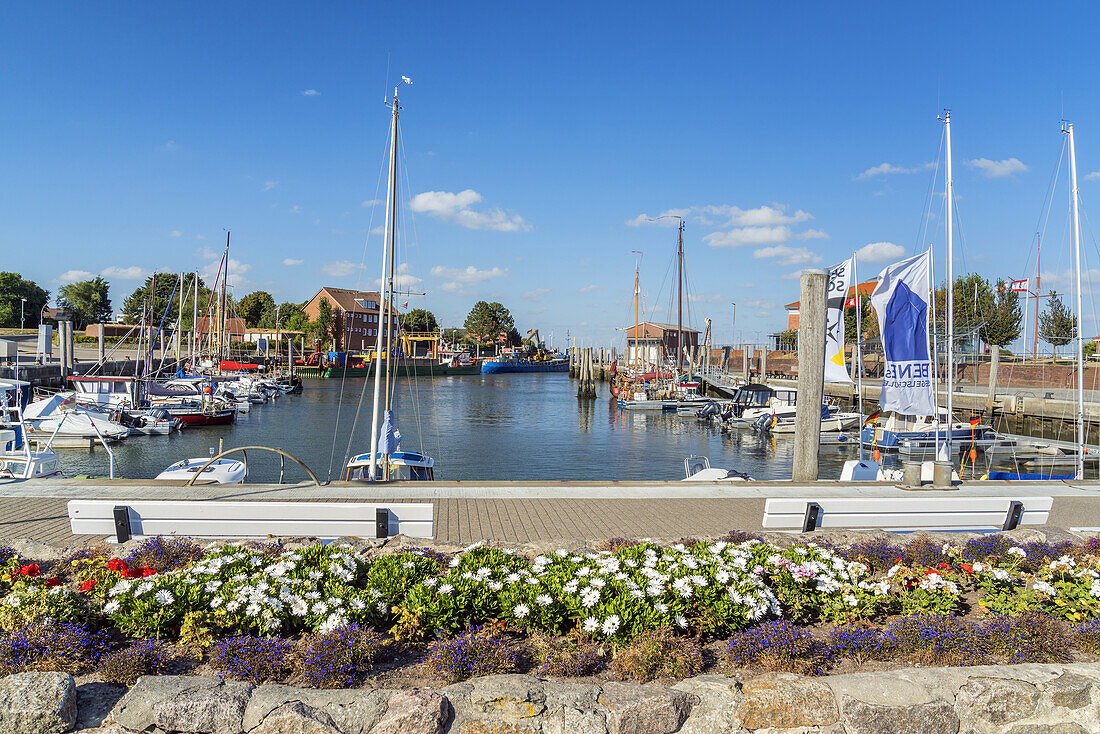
left=0, top=273, right=49, bottom=328
left=122, top=274, right=211, bottom=329
left=237, top=291, right=276, bottom=328
left=843, top=295, right=874, bottom=344
left=528, top=632, right=607, bottom=676
left=463, top=301, right=514, bottom=345
left=313, top=297, right=334, bottom=347
left=934, top=273, right=994, bottom=336
left=295, top=625, right=386, bottom=688
left=403, top=308, right=439, bottom=334
left=982, top=281, right=1023, bottom=347
left=57, top=276, right=112, bottom=328
left=611, top=627, right=703, bottom=681
left=1040, top=292, right=1076, bottom=355
left=96, top=640, right=169, bottom=685
left=778, top=329, right=797, bottom=350
left=277, top=302, right=307, bottom=331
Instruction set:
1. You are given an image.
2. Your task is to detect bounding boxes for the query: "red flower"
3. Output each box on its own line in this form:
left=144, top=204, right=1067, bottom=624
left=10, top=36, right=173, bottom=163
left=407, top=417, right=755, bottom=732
left=895, top=557, right=903, bottom=564
left=44, top=577, right=61, bottom=588
left=18, top=564, right=40, bottom=577
left=106, top=558, right=127, bottom=572
left=960, top=563, right=973, bottom=574
left=139, top=566, right=157, bottom=577
left=79, top=579, right=96, bottom=592
left=937, top=562, right=950, bottom=570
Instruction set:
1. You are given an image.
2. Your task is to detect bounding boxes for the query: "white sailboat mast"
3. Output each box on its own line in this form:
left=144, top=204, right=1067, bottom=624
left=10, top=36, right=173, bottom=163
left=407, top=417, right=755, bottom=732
left=1066, top=121, right=1085, bottom=479
left=943, top=110, right=955, bottom=456
left=368, top=87, right=400, bottom=482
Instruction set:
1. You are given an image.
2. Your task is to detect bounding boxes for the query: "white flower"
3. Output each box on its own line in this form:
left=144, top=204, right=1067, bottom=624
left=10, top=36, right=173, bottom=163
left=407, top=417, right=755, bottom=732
left=377, top=601, right=389, bottom=614
left=155, top=590, right=175, bottom=606
left=513, top=603, right=531, bottom=619
left=308, top=570, right=323, bottom=580
left=134, top=582, right=154, bottom=597
left=1033, top=581, right=1057, bottom=596
left=535, top=594, right=552, bottom=607
left=211, top=597, right=225, bottom=609
left=674, top=614, right=688, bottom=628
left=403, top=561, right=415, bottom=569
left=104, top=600, right=120, bottom=613
left=1007, top=547, right=1026, bottom=558
left=601, top=615, right=620, bottom=635
left=487, top=581, right=503, bottom=591
left=438, top=584, right=453, bottom=594
left=290, top=599, right=308, bottom=616
left=654, top=602, right=668, bottom=614
left=312, top=601, right=329, bottom=615
left=423, top=578, right=437, bottom=588
left=844, top=594, right=858, bottom=607
left=562, top=580, right=580, bottom=594
left=992, top=569, right=1010, bottom=581
left=505, top=573, right=521, bottom=584
left=108, top=580, right=132, bottom=597
left=226, top=600, right=241, bottom=612
left=582, top=616, right=599, bottom=633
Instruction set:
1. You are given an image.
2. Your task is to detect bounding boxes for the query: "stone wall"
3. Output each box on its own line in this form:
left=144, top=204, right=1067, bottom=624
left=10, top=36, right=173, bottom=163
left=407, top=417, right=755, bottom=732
left=5, top=663, right=1100, bottom=733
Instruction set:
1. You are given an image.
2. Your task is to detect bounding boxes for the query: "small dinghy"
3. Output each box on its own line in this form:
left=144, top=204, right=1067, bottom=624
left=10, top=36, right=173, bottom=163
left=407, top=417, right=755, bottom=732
left=155, top=457, right=246, bottom=483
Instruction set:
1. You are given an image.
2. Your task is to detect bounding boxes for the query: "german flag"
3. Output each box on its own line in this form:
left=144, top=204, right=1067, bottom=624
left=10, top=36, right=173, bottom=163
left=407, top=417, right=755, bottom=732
left=969, top=416, right=981, bottom=427
left=863, top=412, right=880, bottom=426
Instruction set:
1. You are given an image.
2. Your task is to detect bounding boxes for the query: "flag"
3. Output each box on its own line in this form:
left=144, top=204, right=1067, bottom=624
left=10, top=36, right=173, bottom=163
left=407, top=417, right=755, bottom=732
left=997, top=278, right=1030, bottom=293
left=969, top=416, right=981, bottom=427
left=863, top=411, right=880, bottom=425
left=400, top=301, right=408, bottom=309
left=824, top=258, right=854, bottom=384
left=379, top=410, right=402, bottom=454
left=870, top=250, right=936, bottom=416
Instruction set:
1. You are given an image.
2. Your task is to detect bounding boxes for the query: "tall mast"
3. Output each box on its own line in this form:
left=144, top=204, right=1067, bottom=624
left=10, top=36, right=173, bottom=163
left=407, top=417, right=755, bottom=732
left=941, top=109, right=955, bottom=460
left=221, top=231, right=230, bottom=361
left=368, top=85, right=400, bottom=481
left=1066, top=122, right=1085, bottom=479
left=633, top=261, right=640, bottom=381
left=677, top=220, right=684, bottom=371
left=191, top=271, right=198, bottom=368
left=1034, top=234, right=1041, bottom=358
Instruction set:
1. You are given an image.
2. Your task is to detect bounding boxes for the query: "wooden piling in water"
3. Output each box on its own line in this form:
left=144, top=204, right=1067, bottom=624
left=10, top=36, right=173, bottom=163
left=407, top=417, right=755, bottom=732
left=577, top=347, right=598, bottom=398
left=792, top=270, right=826, bottom=482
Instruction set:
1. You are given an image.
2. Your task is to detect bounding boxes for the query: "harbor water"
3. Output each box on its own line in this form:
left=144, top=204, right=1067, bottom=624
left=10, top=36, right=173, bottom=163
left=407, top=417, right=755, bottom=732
left=52, top=374, right=997, bottom=483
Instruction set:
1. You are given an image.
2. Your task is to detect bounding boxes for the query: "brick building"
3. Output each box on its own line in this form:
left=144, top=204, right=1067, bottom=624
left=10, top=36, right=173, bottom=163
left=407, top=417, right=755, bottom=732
left=302, top=287, right=399, bottom=352
left=623, top=322, right=700, bottom=365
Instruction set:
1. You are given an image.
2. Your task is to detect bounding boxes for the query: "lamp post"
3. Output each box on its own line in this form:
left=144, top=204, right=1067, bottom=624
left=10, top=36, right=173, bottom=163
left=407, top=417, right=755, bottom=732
left=18, top=299, right=26, bottom=367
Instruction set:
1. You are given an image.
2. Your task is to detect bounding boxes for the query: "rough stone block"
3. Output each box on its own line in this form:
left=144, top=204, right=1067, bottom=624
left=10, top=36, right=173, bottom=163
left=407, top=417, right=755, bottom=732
left=110, top=676, right=223, bottom=732
left=841, top=696, right=959, bottom=734
left=956, top=677, right=1040, bottom=725
left=1007, top=725, right=1090, bottom=734
left=597, top=682, right=694, bottom=734
left=370, top=690, right=447, bottom=734
left=151, top=680, right=252, bottom=734
left=671, top=677, right=739, bottom=734
left=1043, top=672, right=1095, bottom=710
left=243, top=685, right=388, bottom=734
left=250, top=701, right=342, bottom=733
left=0, top=672, right=77, bottom=734
left=735, top=672, right=837, bottom=730
left=467, top=675, right=547, bottom=719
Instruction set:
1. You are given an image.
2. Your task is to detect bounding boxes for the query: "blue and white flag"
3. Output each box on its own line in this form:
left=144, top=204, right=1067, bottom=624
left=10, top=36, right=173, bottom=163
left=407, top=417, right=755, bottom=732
left=870, top=251, right=935, bottom=416
left=379, top=410, right=402, bottom=454
left=824, top=258, right=854, bottom=384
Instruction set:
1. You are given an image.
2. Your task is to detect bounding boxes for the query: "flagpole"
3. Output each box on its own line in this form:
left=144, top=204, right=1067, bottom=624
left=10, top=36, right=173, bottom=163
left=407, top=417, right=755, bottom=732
left=854, top=258, right=865, bottom=462
left=928, top=244, right=941, bottom=461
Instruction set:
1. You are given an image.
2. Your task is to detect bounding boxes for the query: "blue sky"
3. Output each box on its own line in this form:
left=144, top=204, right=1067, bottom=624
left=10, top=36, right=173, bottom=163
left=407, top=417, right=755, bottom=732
left=4, top=2, right=1100, bottom=348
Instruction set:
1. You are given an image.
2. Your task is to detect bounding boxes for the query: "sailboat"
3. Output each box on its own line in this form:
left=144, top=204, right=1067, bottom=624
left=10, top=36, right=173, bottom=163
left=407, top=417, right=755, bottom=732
left=345, top=78, right=435, bottom=482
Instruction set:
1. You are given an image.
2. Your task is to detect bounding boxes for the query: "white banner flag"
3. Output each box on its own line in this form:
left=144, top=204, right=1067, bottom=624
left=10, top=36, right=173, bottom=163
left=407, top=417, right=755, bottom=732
left=870, top=250, right=936, bottom=416
left=824, top=258, right=853, bottom=384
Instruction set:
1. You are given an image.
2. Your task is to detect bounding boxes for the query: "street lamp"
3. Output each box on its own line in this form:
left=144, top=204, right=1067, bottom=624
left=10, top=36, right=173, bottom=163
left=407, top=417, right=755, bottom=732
left=19, top=298, right=26, bottom=331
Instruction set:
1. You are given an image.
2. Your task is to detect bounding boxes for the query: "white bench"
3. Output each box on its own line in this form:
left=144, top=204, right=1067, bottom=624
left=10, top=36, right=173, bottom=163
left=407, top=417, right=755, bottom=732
left=67, top=500, right=434, bottom=543
left=763, top=496, right=1053, bottom=533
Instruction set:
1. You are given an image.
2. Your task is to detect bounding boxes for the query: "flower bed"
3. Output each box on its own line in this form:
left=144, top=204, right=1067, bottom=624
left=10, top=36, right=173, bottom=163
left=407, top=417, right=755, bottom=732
left=2, top=533, right=1100, bottom=685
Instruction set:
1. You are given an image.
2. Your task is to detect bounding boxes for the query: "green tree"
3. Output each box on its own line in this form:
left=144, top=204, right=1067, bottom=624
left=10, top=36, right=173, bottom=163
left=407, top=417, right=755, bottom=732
left=122, top=274, right=212, bottom=329
left=237, top=291, right=276, bottom=328
left=312, top=297, right=334, bottom=350
left=0, top=273, right=49, bottom=329
left=403, top=308, right=439, bottom=334
left=934, top=273, right=994, bottom=337
left=442, top=327, right=468, bottom=344
left=982, top=281, right=1023, bottom=348
left=778, top=329, right=798, bottom=350
left=505, top=326, right=522, bottom=347
left=1039, top=292, right=1076, bottom=357
left=843, top=295, right=873, bottom=344
left=57, top=276, right=111, bottom=329
left=463, top=301, right=514, bottom=345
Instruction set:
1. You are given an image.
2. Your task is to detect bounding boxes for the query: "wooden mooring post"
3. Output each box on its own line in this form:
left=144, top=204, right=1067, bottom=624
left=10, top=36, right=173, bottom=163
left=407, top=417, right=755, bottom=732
left=792, top=270, right=827, bottom=482
left=577, top=347, right=597, bottom=398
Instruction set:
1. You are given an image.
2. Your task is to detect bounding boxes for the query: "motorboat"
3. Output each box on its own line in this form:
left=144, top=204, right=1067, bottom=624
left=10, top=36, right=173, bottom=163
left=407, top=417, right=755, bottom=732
left=725, top=384, right=798, bottom=427
left=115, top=407, right=181, bottom=435
left=156, top=457, right=246, bottom=483
left=0, top=379, right=63, bottom=479
left=682, top=456, right=752, bottom=481
left=22, top=394, right=130, bottom=445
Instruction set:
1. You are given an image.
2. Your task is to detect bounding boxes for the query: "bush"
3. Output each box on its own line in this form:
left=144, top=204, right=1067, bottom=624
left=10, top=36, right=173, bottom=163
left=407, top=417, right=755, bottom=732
left=962, top=534, right=1017, bottom=561
left=825, top=625, right=885, bottom=665
left=1072, top=619, right=1100, bottom=653
left=210, top=636, right=295, bottom=684
left=723, top=620, right=821, bottom=675
left=903, top=535, right=950, bottom=568
left=841, top=537, right=905, bottom=574
left=97, top=640, right=170, bottom=685
left=611, top=627, right=703, bottom=682
left=125, top=537, right=203, bottom=573
left=981, top=612, right=1071, bottom=664
left=0, top=547, right=16, bottom=565
left=295, top=625, right=385, bottom=688
left=0, top=622, right=112, bottom=675
left=878, top=615, right=988, bottom=666
left=528, top=632, right=606, bottom=677
left=422, top=627, right=519, bottom=683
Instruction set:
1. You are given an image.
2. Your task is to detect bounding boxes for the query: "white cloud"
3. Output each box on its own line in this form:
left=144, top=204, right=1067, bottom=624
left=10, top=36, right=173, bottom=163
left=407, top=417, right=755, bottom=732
left=704, top=225, right=792, bottom=248
left=523, top=288, right=551, bottom=299
left=197, top=246, right=218, bottom=259
left=854, top=241, right=906, bottom=263
left=282, top=258, right=303, bottom=266
left=374, top=263, right=422, bottom=289
left=201, top=258, right=251, bottom=286
left=1086, top=171, right=1100, bottom=181
left=321, top=260, right=360, bottom=277
left=262, top=180, right=278, bottom=191
left=578, top=284, right=599, bottom=293
left=100, top=266, right=150, bottom=280
left=196, top=234, right=207, bottom=240
left=429, top=265, right=508, bottom=283
left=300, top=89, right=320, bottom=96
left=361, top=199, right=382, bottom=207
left=57, top=270, right=95, bottom=284
left=410, top=189, right=531, bottom=232
left=856, top=162, right=931, bottom=180
left=159, top=140, right=179, bottom=152
left=629, top=204, right=810, bottom=228
left=687, top=293, right=723, bottom=303
left=370, top=225, right=385, bottom=235
left=289, top=205, right=302, bottom=214
left=169, top=230, right=182, bottom=237
left=966, top=157, right=1028, bottom=178
left=752, top=245, right=823, bottom=266
left=795, top=229, right=829, bottom=241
